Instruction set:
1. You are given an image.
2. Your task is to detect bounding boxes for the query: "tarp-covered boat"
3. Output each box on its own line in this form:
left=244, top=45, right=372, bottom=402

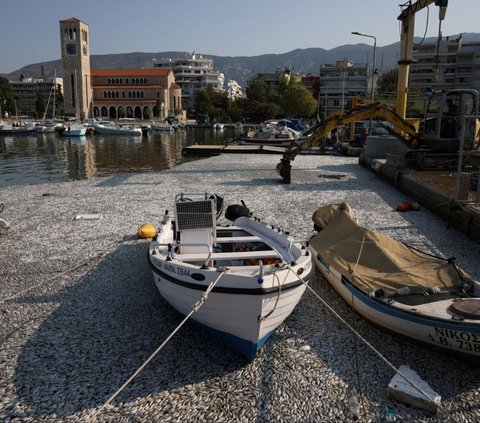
left=309, top=203, right=480, bottom=362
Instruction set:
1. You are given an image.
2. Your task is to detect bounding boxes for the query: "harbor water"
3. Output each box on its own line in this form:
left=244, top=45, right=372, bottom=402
left=0, top=127, right=238, bottom=186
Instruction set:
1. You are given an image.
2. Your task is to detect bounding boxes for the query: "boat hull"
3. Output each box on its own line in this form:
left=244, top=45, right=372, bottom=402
left=312, top=251, right=480, bottom=362
left=148, top=212, right=313, bottom=360
left=149, top=256, right=308, bottom=359
left=0, top=128, right=37, bottom=135
left=150, top=124, right=174, bottom=132
left=93, top=124, right=142, bottom=135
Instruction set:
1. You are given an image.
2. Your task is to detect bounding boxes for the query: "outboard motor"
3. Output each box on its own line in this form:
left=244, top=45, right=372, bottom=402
left=225, top=200, right=252, bottom=221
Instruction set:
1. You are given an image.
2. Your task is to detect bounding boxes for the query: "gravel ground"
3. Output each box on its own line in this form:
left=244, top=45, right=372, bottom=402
left=1, top=153, right=479, bottom=423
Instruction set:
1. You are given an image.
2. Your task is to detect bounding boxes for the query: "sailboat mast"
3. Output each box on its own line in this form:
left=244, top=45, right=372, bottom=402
left=53, top=69, right=56, bottom=120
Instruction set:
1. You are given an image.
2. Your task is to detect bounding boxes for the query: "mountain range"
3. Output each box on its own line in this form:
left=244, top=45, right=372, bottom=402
left=6, top=33, right=479, bottom=89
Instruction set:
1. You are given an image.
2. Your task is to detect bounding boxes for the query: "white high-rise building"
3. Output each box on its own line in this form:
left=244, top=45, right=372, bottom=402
left=410, top=34, right=480, bottom=93
left=227, top=80, right=243, bottom=99
left=153, top=52, right=224, bottom=111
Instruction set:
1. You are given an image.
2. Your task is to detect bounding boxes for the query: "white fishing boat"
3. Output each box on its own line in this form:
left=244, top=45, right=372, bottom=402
left=93, top=122, right=142, bottom=136
left=239, top=125, right=304, bottom=147
left=64, top=123, right=87, bottom=137
left=0, top=122, right=37, bottom=135
left=36, top=121, right=60, bottom=133
left=308, top=203, right=480, bottom=362
left=150, top=123, right=174, bottom=133
left=147, top=193, right=313, bottom=360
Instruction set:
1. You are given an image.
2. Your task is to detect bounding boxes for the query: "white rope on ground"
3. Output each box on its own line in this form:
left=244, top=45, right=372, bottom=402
left=87, top=269, right=227, bottom=422
left=0, top=237, right=130, bottom=304
left=286, top=266, right=459, bottom=423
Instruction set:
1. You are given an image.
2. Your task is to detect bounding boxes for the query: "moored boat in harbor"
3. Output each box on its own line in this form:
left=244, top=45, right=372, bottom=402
left=150, top=123, right=174, bottom=133
left=147, top=193, right=313, bottom=360
left=0, top=122, right=37, bottom=135
left=93, top=121, right=142, bottom=136
left=308, top=202, right=480, bottom=362
left=62, top=123, right=87, bottom=137
left=239, top=121, right=305, bottom=147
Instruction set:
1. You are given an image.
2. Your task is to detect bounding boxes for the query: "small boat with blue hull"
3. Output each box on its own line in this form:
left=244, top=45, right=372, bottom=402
left=148, top=193, right=313, bottom=360
left=62, top=123, right=87, bottom=137
left=308, top=203, right=480, bottom=362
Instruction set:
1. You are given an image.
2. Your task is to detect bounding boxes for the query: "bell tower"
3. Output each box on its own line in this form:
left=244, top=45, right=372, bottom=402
left=59, top=18, right=91, bottom=119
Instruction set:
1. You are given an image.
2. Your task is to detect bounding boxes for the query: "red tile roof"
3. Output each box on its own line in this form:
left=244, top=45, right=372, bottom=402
left=91, top=69, right=172, bottom=77
left=60, top=17, right=85, bottom=24
left=170, top=83, right=181, bottom=90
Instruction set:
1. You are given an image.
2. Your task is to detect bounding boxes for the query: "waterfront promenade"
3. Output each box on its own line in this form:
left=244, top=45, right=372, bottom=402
left=1, top=153, right=479, bottom=422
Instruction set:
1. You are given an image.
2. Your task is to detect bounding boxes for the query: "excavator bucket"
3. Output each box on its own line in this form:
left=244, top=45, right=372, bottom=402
left=276, top=158, right=292, bottom=184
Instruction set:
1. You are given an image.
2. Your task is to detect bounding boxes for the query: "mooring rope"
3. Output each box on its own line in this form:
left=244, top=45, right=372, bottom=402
left=88, top=269, right=227, bottom=422
left=286, top=266, right=456, bottom=422
left=258, top=266, right=282, bottom=322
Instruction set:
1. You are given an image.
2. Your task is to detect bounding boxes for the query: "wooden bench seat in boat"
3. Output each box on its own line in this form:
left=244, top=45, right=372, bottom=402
left=176, top=249, right=282, bottom=262
left=214, top=236, right=264, bottom=243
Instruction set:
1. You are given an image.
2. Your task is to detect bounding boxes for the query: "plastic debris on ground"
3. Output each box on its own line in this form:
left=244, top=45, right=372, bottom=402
left=74, top=213, right=103, bottom=221
left=387, top=365, right=441, bottom=413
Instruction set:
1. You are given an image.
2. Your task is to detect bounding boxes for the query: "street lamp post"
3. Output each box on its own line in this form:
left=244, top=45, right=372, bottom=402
left=351, top=32, right=377, bottom=104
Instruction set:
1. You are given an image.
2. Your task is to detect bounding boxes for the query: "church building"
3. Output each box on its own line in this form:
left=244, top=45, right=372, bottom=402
left=59, top=18, right=182, bottom=120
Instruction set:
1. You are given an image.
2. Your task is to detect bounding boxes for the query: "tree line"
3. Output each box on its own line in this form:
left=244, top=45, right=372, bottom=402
left=195, top=74, right=318, bottom=123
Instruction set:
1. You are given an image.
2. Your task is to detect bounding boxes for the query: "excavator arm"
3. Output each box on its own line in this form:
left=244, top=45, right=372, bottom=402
left=276, top=102, right=419, bottom=183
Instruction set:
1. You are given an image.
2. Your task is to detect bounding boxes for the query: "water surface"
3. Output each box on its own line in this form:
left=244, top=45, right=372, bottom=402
left=0, top=128, right=237, bottom=186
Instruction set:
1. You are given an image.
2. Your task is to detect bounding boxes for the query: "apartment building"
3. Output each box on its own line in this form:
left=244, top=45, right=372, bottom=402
left=410, top=34, right=480, bottom=94
left=9, top=76, right=63, bottom=117
left=319, top=60, right=368, bottom=115
left=153, top=52, right=224, bottom=111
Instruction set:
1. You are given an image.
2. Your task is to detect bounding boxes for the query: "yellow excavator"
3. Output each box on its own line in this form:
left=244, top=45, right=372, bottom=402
left=276, top=0, right=480, bottom=184
left=277, top=89, right=479, bottom=183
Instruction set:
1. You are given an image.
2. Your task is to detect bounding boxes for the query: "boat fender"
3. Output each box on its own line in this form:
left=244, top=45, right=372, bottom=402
left=225, top=203, right=252, bottom=221
left=137, top=223, right=157, bottom=239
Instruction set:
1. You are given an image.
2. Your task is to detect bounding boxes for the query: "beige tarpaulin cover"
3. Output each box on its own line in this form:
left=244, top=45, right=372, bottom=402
left=309, top=203, right=474, bottom=294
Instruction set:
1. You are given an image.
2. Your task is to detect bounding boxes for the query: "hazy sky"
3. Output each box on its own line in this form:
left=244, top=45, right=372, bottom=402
left=1, top=0, right=479, bottom=74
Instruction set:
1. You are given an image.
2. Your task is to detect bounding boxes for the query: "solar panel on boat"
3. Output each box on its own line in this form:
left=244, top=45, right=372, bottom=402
left=176, top=199, right=215, bottom=230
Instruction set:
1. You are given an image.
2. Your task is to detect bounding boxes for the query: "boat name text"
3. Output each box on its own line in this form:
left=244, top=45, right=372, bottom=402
left=160, top=262, right=191, bottom=277
left=428, top=328, right=480, bottom=353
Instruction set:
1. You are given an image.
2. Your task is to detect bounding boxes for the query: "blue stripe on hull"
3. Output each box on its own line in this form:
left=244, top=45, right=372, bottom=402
left=193, top=319, right=273, bottom=361
left=316, top=254, right=480, bottom=332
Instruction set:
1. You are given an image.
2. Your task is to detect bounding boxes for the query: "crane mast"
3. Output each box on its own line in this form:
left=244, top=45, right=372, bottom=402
left=396, top=0, right=448, bottom=119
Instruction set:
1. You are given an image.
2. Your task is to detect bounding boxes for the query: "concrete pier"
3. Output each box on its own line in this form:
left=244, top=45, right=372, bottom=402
left=360, top=135, right=480, bottom=241
left=1, top=154, right=479, bottom=422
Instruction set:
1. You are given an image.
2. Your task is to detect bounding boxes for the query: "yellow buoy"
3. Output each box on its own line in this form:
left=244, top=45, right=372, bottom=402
left=137, top=223, right=157, bottom=239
